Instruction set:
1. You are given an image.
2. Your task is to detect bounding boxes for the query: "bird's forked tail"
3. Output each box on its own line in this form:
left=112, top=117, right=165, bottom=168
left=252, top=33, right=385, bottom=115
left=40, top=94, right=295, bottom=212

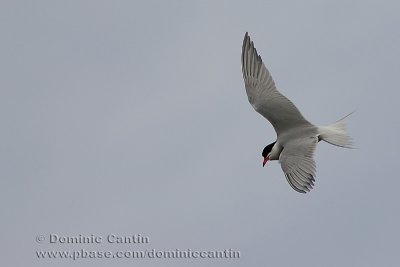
left=318, top=113, right=354, bottom=148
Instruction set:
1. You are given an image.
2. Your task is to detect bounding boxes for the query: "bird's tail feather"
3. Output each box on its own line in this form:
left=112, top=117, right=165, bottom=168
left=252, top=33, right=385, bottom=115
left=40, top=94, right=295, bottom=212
left=318, top=112, right=354, bottom=149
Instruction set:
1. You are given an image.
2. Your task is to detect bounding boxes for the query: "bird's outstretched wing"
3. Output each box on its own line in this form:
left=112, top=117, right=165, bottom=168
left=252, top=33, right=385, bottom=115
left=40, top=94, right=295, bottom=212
left=241, top=32, right=311, bottom=135
left=279, top=136, right=318, bottom=193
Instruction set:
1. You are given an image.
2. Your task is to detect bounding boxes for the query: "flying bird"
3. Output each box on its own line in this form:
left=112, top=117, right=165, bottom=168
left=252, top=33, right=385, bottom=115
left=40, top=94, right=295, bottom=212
left=241, top=32, right=353, bottom=193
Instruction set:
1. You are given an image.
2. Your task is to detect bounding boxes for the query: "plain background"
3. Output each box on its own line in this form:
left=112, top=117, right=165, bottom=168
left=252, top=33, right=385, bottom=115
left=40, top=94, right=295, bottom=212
left=1, top=1, right=399, bottom=266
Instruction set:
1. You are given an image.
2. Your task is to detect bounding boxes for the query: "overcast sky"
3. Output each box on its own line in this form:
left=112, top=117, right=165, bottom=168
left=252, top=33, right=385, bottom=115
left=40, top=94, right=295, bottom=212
left=1, top=1, right=400, bottom=266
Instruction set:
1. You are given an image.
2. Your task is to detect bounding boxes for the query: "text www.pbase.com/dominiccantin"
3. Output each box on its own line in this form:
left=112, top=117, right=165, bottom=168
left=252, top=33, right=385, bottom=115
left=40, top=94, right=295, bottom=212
left=36, top=248, right=241, bottom=261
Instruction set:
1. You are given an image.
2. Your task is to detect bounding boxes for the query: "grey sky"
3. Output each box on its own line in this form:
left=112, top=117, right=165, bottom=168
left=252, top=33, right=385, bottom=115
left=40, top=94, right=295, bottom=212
left=1, top=1, right=399, bottom=266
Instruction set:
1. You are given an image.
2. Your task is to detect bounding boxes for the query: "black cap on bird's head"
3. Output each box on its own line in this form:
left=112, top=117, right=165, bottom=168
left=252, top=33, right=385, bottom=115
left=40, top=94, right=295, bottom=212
left=262, top=141, right=276, bottom=167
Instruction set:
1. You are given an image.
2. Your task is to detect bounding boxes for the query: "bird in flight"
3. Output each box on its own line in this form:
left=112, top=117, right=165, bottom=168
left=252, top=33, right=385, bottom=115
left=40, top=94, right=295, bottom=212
left=241, top=32, right=353, bottom=193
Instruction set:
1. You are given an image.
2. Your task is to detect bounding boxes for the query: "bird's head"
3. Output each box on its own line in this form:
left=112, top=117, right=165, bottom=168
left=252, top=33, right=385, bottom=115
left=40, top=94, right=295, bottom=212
left=262, top=142, right=276, bottom=167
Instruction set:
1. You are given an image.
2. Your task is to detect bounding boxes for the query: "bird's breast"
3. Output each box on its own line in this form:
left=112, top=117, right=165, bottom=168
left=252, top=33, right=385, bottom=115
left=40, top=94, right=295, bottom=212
left=269, top=142, right=283, bottom=160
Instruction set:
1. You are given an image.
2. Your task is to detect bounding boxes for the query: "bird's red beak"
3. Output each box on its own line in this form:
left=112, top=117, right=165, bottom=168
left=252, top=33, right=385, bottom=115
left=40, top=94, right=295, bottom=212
left=263, top=156, right=269, bottom=167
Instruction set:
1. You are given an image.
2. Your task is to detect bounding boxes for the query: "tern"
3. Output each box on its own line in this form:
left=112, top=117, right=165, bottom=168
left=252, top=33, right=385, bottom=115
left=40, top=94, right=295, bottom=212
left=241, top=32, right=353, bottom=193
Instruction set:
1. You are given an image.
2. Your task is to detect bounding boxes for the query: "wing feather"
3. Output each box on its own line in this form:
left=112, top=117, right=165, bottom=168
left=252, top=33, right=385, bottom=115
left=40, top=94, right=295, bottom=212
left=241, top=32, right=311, bottom=135
left=279, top=137, right=318, bottom=193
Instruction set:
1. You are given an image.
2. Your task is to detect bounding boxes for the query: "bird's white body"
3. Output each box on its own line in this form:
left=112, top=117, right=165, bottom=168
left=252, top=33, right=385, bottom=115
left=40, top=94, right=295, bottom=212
left=270, top=125, right=317, bottom=160
left=241, top=32, right=353, bottom=193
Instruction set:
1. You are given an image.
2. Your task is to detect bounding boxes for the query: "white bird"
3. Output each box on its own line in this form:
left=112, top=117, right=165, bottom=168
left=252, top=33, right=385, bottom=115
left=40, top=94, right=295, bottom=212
left=241, top=32, right=353, bottom=193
